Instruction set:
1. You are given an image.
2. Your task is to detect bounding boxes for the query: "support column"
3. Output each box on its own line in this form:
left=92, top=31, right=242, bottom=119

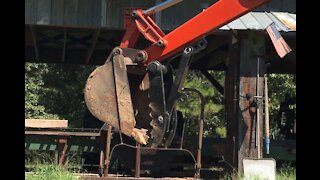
left=58, top=135, right=68, bottom=165
left=225, top=30, right=239, bottom=170
left=237, top=31, right=265, bottom=174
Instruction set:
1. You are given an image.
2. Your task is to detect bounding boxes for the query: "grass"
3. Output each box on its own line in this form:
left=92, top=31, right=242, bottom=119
left=25, top=164, right=78, bottom=180
left=25, top=163, right=296, bottom=180
left=221, top=166, right=296, bottom=180
left=25, top=150, right=85, bottom=179
left=25, top=151, right=296, bottom=180
left=276, top=166, right=296, bottom=180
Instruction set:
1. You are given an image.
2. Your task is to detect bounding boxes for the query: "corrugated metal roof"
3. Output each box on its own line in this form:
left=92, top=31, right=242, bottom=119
left=220, top=12, right=296, bottom=32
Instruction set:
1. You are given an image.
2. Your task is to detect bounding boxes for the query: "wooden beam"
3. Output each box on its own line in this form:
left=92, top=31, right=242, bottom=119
left=62, top=28, right=67, bottom=62
left=86, top=29, right=101, bottom=64
left=66, top=34, right=92, bottom=47
left=193, top=35, right=229, bottom=63
left=224, top=30, right=239, bottom=170
left=192, top=50, right=227, bottom=69
left=29, top=25, right=39, bottom=61
left=200, top=70, right=224, bottom=95
left=237, top=31, right=265, bottom=174
left=25, top=46, right=112, bottom=65
left=25, top=119, right=68, bottom=128
left=37, top=32, right=64, bottom=47
left=25, top=130, right=100, bottom=137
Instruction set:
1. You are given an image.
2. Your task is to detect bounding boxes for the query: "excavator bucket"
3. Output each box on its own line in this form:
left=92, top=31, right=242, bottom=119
left=84, top=54, right=149, bottom=144
left=84, top=54, right=135, bottom=135
left=84, top=48, right=178, bottom=147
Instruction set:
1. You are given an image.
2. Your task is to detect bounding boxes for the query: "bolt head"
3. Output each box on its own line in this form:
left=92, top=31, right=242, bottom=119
left=158, top=116, right=164, bottom=123
left=157, top=40, right=164, bottom=47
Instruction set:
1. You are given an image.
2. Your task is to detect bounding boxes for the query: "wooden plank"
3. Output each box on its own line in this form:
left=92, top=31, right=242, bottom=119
left=51, top=0, right=64, bottom=25
left=78, top=0, right=93, bottom=26
left=64, top=0, right=79, bottom=25
left=25, top=119, right=68, bottom=128
left=25, top=131, right=99, bottom=137
left=37, top=0, right=51, bottom=24
left=25, top=0, right=37, bottom=24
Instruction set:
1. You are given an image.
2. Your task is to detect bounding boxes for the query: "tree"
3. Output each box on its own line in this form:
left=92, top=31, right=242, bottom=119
left=267, top=74, right=296, bottom=139
left=25, top=63, right=295, bottom=138
left=25, top=63, right=60, bottom=119
left=25, top=62, right=97, bottom=127
left=177, top=70, right=226, bottom=138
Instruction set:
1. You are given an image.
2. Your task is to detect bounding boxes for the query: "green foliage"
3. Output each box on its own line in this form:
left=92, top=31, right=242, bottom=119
left=25, top=63, right=60, bottom=119
left=25, top=62, right=295, bottom=138
left=215, top=127, right=227, bottom=138
left=277, top=164, right=296, bottom=180
left=25, top=164, right=77, bottom=180
left=177, top=70, right=225, bottom=137
left=267, top=74, right=296, bottom=139
left=25, top=63, right=97, bottom=127
left=223, top=165, right=296, bottom=180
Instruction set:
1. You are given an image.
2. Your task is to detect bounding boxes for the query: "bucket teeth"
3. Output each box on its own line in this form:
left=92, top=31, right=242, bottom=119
left=148, top=109, right=166, bottom=147
left=131, top=128, right=149, bottom=145
left=149, top=120, right=164, bottom=147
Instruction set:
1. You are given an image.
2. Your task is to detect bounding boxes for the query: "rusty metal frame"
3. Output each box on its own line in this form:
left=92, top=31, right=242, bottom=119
left=182, top=88, right=205, bottom=179
left=108, top=143, right=196, bottom=176
left=100, top=87, right=207, bottom=179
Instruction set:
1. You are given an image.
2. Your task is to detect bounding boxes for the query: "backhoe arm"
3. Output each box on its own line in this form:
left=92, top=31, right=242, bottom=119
left=120, top=0, right=270, bottom=65
left=85, top=0, right=271, bottom=148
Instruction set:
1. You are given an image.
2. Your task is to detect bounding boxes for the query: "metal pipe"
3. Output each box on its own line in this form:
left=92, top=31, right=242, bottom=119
left=104, top=125, right=112, bottom=177
left=143, top=0, right=183, bottom=16
left=99, top=149, right=104, bottom=177
left=99, top=130, right=106, bottom=177
left=135, top=143, right=141, bottom=178
left=182, top=88, right=205, bottom=179
left=264, top=75, right=270, bottom=154
left=110, top=143, right=197, bottom=165
left=180, top=121, right=186, bottom=149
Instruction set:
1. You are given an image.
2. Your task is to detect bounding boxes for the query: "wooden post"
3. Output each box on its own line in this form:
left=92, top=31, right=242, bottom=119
left=225, top=30, right=239, bottom=170
left=58, top=135, right=68, bottom=165
left=237, top=31, right=265, bottom=174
